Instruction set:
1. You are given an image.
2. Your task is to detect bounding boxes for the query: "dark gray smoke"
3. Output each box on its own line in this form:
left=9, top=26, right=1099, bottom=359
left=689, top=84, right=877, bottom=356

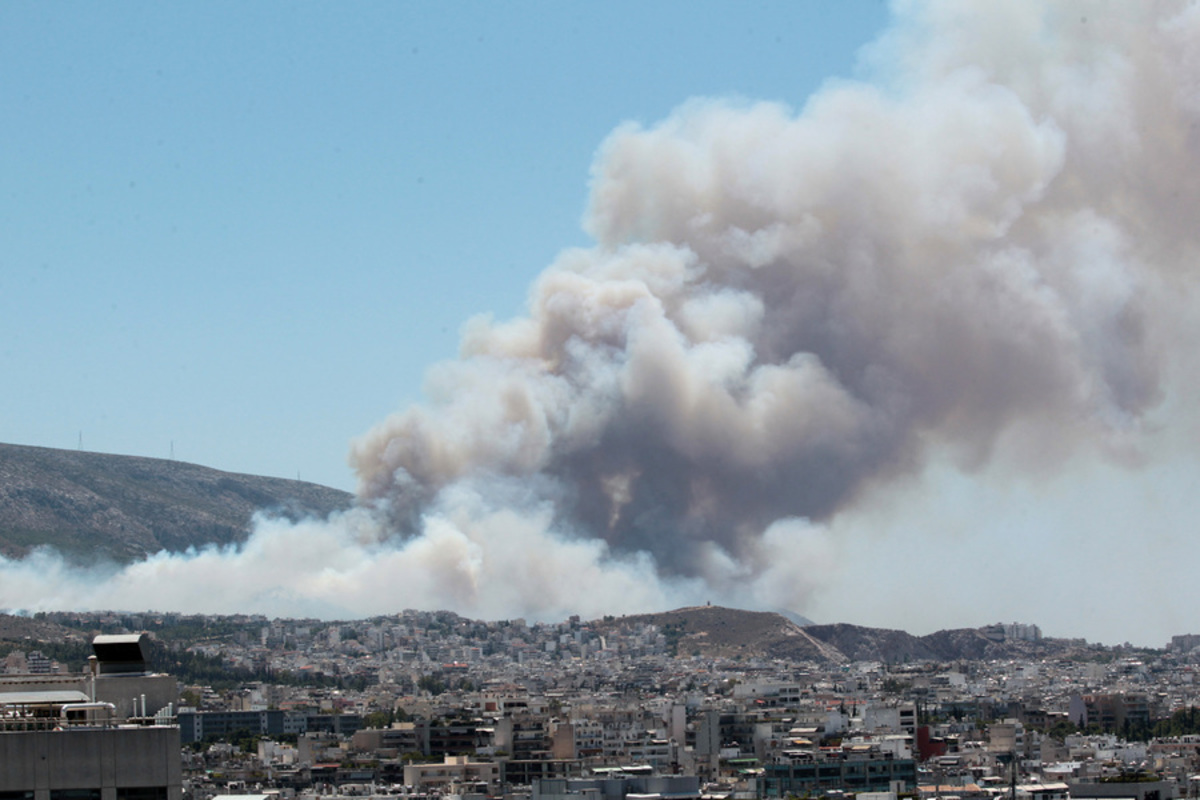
left=5, top=1, right=1199, bottom=621
left=351, top=1, right=1193, bottom=595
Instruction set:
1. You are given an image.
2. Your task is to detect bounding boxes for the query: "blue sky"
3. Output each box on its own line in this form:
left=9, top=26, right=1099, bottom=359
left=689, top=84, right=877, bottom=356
left=0, top=1, right=889, bottom=492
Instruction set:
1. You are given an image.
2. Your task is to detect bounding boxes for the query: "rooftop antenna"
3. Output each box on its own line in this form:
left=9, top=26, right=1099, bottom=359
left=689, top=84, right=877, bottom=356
left=77, top=431, right=82, bottom=451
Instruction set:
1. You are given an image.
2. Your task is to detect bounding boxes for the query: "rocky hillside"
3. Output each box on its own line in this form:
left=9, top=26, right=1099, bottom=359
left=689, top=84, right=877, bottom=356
left=800, top=622, right=931, bottom=663
left=590, top=607, right=1085, bottom=664
left=803, top=622, right=1083, bottom=663
left=0, top=612, right=85, bottom=645
left=0, top=442, right=354, bottom=563
left=591, top=606, right=846, bottom=663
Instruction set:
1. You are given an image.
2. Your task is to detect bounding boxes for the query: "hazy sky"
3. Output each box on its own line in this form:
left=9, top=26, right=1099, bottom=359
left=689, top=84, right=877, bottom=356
left=4, top=2, right=1200, bottom=648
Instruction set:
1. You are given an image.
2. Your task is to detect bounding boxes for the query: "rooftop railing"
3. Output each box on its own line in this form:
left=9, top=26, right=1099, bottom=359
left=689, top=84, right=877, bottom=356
left=0, top=702, right=177, bottom=732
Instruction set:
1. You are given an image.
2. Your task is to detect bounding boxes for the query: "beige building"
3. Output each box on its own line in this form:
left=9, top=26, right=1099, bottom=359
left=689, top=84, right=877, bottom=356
left=403, top=754, right=500, bottom=793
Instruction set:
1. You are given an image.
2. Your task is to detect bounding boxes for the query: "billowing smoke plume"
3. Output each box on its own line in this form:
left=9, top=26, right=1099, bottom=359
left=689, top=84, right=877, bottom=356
left=5, top=1, right=1200, bottom=621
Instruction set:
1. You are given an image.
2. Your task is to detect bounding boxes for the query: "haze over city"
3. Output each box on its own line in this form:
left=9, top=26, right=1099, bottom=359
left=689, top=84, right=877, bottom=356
left=4, top=1, right=1200, bottom=647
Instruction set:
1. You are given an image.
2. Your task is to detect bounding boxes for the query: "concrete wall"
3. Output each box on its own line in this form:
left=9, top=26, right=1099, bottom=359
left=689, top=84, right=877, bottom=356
left=0, top=725, right=182, bottom=800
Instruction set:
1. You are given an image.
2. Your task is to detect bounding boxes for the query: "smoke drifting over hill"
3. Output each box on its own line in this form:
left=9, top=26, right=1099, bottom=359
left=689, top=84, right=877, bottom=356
left=4, top=2, right=1200, bottom=622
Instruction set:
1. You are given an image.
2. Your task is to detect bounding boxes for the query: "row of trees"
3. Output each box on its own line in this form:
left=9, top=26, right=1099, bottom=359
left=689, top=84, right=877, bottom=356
left=0, top=636, right=370, bottom=691
left=1041, top=706, right=1200, bottom=742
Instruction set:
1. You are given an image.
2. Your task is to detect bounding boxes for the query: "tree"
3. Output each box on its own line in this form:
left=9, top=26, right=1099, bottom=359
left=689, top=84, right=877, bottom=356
left=418, top=674, right=447, bottom=696
left=1046, top=718, right=1077, bottom=741
left=363, top=711, right=393, bottom=729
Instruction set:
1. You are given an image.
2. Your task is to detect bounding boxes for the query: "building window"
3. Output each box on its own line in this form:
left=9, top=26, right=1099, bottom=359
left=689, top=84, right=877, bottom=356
left=50, top=792, right=101, bottom=800
left=0, top=793, right=35, bottom=800
left=116, top=789, right=167, bottom=800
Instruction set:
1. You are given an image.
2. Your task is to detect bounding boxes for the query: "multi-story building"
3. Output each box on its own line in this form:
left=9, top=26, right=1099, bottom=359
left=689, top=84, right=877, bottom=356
left=532, top=775, right=701, bottom=800
left=1079, top=693, right=1152, bottom=732
left=403, top=754, right=501, bottom=793
left=24, top=650, right=53, bottom=674
left=177, top=708, right=364, bottom=743
left=761, top=748, right=917, bottom=797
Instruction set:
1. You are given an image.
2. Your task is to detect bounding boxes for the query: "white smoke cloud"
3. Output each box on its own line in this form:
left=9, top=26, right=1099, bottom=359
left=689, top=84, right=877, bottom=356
left=5, top=1, right=1200, bottom=624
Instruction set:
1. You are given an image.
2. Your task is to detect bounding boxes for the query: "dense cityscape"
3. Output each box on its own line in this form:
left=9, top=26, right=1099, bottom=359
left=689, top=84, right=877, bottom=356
left=5, top=607, right=1200, bottom=800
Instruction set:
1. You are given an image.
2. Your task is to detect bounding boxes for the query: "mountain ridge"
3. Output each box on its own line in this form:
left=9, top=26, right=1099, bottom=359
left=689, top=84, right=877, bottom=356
left=0, top=441, right=354, bottom=563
